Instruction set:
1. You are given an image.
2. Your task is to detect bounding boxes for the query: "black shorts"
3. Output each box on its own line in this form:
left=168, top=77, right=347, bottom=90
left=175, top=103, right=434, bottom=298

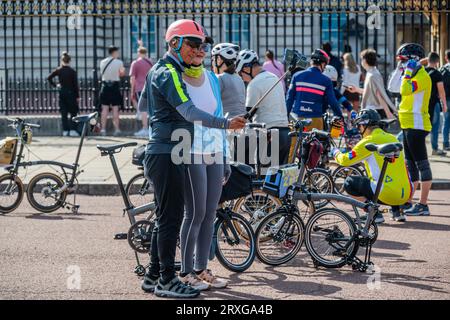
left=100, top=82, right=123, bottom=108
left=344, top=176, right=374, bottom=201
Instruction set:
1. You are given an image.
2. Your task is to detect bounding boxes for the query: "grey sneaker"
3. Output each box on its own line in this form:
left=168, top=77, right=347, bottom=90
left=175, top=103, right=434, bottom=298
left=391, top=208, right=406, bottom=222
left=432, top=149, right=447, bottom=156
left=141, top=274, right=159, bottom=293
left=444, top=146, right=450, bottom=151
left=154, top=277, right=200, bottom=298
left=404, top=203, right=430, bottom=216
left=373, top=212, right=385, bottom=224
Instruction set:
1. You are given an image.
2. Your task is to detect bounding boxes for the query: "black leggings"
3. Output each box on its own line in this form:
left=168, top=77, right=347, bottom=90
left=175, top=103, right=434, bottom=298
left=403, top=129, right=432, bottom=182
left=344, top=175, right=400, bottom=211
left=144, top=153, right=186, bottom=283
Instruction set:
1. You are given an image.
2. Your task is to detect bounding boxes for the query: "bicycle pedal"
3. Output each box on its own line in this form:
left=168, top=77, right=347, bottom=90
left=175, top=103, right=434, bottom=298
left=114, top=233, right=128, bottom=240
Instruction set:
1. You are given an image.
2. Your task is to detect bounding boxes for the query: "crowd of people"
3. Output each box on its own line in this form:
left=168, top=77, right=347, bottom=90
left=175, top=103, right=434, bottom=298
left=45, top=18, right=450, bottom=299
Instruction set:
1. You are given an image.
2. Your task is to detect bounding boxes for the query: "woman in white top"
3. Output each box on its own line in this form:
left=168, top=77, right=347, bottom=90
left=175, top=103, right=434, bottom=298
left=178, top=38, right=230, bottom=291
left=341, top=53, right=362, bottom=111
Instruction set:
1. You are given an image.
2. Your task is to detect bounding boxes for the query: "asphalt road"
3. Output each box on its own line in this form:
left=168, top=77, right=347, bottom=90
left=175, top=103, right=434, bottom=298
left=1, top=191, right=450, bottom=300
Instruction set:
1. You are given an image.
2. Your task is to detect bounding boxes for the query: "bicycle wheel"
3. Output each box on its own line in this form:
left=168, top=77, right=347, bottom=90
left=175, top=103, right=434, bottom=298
left=125, top=173, right=154, bottom=209
left=232, top=189, right=282, bottom=230
left=332, top=165, right=364, bottom=195
left=305, top=208, right=359, bottom=268
left=214, top=212, right=256, bottom=272
left=303, top=168, right=334, bottom=209
left=26, top=172, right=67, bottom=213
left=255, top=207, right=305, bottom=266
left=0, top=174, right=24, bottom=214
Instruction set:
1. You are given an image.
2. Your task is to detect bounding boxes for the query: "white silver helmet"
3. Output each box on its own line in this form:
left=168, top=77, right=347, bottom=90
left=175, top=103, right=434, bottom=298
left=323, top=65, right=338, bottom=82
left=236, top=49, right=259, bottom=73
left=211, top=43, right=240, bottom=60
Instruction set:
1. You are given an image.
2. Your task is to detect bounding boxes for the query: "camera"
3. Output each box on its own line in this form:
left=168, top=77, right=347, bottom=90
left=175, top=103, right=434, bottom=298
left=283, top=49, right=309, bottom=73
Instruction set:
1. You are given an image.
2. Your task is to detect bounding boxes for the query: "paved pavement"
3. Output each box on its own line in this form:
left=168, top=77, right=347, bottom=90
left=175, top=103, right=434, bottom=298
left=1, top=191, right=449, bottom=300
left=1, top=135, right=450, bottom=195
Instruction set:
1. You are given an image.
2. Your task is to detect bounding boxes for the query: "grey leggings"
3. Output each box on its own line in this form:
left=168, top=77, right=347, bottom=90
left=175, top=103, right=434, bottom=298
left=180, top=162, right=224, bottom=274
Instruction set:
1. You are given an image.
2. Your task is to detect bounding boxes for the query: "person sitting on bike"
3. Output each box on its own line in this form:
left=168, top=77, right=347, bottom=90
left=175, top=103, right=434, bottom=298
left=322, top=65, right=354, bottom=119
left=141, top=19, right=246, bottom=299
left=286, top=49, right=344, bottom=131
left=331, top=109, right=413, bottom=223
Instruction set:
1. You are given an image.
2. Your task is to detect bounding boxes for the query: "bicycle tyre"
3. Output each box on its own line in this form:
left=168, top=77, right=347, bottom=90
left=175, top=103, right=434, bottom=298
left=304, top=168, right=334, bottom=209
left=255, top=208, right=305, bottom=266
left=0, top=174, right=24, bottom=214
left=305, top=208, right=359, bottom=268
left=214, top=212, right=256, bottom=273
left=331, top=165, right=364, bottom=195
left=232, top=189, right=282, bottom=229
left=125, top=173, right=154, bottom=209
left=26, top=172, right=67, bottom=213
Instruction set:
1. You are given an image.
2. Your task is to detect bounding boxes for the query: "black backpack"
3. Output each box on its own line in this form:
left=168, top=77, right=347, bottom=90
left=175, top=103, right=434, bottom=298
left=440, top=64, right=450, bottom=97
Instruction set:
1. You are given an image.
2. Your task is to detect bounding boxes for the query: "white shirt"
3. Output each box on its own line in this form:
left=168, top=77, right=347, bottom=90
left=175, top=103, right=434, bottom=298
left=100, top=57, right=124, bottom=82
left=341, top=66, right=361, bottom=93
left=245, top=71, right=289, bottom=129
left=184, top=75, right=223, bottom=155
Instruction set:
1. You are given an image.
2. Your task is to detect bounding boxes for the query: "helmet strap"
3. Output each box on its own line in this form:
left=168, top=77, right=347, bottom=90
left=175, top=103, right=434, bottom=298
left=173, top=36, right=192, bottom=68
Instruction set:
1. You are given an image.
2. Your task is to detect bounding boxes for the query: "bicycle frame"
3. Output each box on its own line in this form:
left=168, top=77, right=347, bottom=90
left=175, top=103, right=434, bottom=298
left=103, top=150, right=155, bottom=225
left=5, top=118, right=91, bottom=190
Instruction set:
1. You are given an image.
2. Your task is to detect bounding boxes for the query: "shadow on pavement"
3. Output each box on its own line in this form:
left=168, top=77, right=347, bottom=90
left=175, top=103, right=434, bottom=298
left=206, top=270, right=342, bottom=299
left=382, top=221, right=450, bottom=232
left=372, top=239, right=411, bottom=250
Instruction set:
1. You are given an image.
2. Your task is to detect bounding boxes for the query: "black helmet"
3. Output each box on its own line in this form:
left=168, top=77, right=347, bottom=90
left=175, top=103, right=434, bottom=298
left=311, top=49, right=330, bottom=64
left=396, top=43, right=425, bottom=61
left=354, top=109, right=381, bottom=127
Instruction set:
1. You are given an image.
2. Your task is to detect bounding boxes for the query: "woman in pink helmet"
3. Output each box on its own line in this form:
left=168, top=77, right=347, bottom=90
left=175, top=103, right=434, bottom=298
left=139, top=19, right=246, bottom=299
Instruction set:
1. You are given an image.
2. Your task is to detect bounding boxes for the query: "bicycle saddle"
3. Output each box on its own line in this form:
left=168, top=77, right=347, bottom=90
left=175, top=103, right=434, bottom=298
left=73, top=112, right=98, bottom=123
left=365, top=142, right=403, bottom=157
left=97, top=142, right=138, bottom=153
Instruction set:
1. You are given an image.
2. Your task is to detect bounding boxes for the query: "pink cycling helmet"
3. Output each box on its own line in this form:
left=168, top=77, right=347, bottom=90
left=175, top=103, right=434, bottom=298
left=165, top=19, right=205, bottom=43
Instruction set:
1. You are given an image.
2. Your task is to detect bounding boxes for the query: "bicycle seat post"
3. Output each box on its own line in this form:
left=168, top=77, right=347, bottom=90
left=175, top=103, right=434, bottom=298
left=371, top=156, right=391, bottom=204
left=108, top=151, right=134, bottom=211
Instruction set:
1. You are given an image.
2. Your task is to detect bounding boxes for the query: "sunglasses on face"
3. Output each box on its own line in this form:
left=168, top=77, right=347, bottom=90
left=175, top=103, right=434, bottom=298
left=200, top=43, right=211, bottom=53
left=184, top=39, right=202, bottom=50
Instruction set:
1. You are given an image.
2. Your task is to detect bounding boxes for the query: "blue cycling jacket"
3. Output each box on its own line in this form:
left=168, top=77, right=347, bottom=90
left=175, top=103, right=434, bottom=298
left=286, top=67, right=343, bottom=118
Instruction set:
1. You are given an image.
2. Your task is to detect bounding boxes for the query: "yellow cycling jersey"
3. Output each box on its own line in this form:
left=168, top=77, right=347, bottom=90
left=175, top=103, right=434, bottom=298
left=398, top=66, right=432, bottom=132
left=334, top=128, right=412, bottom=206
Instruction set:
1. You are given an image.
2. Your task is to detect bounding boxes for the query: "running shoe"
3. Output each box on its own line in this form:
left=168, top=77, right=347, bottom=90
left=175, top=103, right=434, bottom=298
left=154, top=277, right=200, bottom=298
left=390, top=208, right=406, bottom=222
left=179, top=272, right=210, bottom=291
left=69, top=130, right=80, bottom=137
left=141, top=274, right=159, bottom=293
left=432, top=149, right=447, bottom=156
left=404, top=203, right=430, bottom=216
left=197, top=269, right=228, bottom=289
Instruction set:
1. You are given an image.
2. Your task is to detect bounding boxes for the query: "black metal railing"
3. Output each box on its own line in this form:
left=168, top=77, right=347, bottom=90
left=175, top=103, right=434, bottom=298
left=0, top=0, right=449, bottom=115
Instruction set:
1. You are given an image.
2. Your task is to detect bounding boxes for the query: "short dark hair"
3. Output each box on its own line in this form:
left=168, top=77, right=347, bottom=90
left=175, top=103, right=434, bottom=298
left=428, top=52, right=440, bottom=64
left=360, top=49, right=377, bottom=66
left=322, top=42, right=332, bottom=55
left=445, top=49, right=450, bottom=61
left=108, top=46, right=119, bottom=55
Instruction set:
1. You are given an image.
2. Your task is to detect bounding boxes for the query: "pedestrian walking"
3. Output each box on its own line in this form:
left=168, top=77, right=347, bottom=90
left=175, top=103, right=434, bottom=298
left=262, top=49, right=286, bottom=92
left=440, top=49, right=450, bottom=151
left=341, top=53, right=362, bottom=111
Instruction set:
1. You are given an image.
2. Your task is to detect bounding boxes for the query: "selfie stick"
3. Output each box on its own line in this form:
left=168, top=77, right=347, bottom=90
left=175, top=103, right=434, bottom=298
left=244, top=69, right=290, bottom=120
